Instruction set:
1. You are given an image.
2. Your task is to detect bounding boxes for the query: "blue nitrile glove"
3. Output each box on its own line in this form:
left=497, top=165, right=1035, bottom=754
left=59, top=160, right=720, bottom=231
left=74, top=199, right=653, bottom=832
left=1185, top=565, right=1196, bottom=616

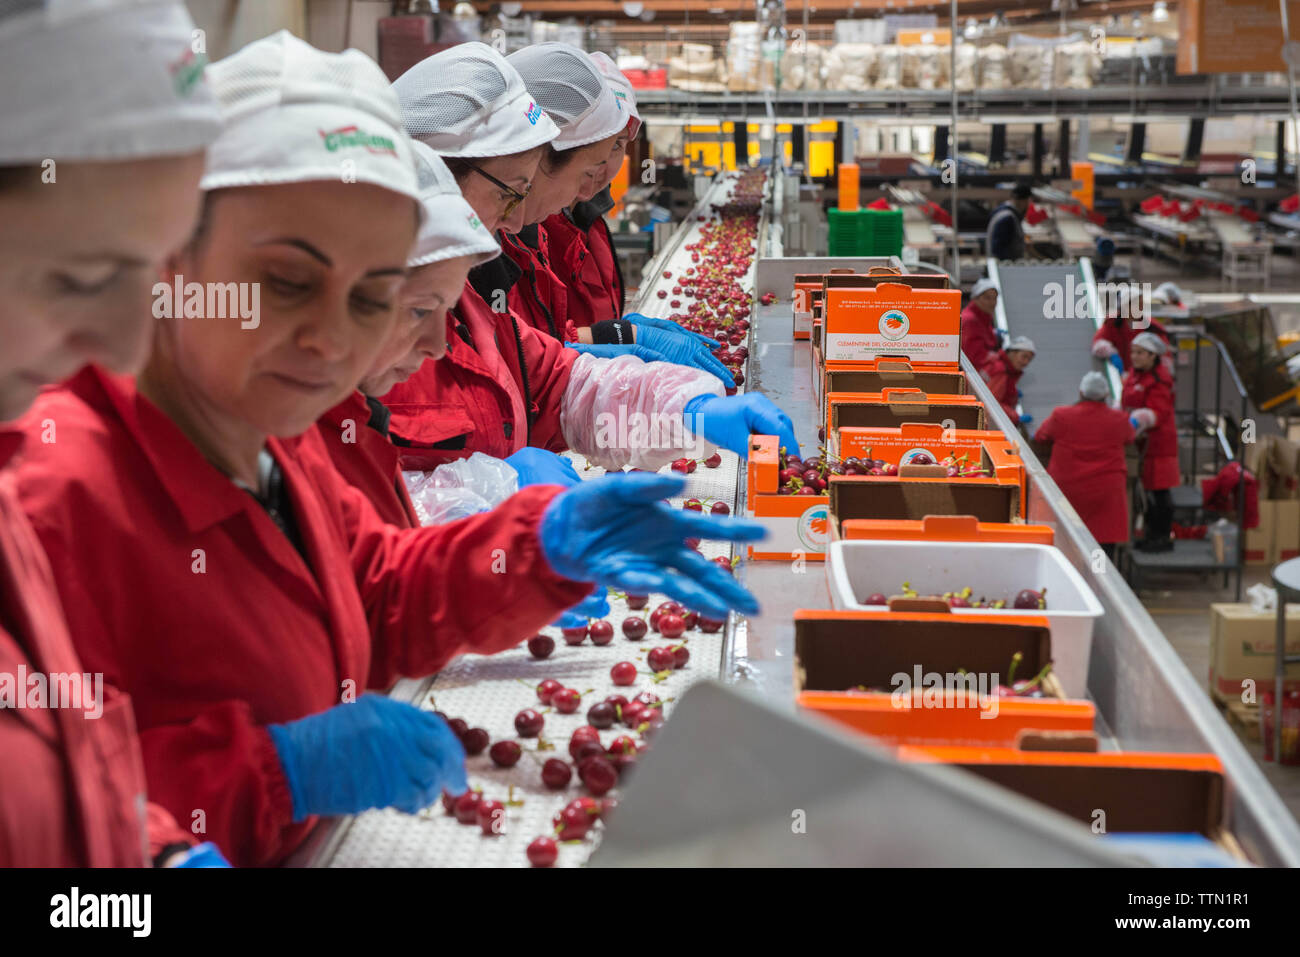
left=682, top=393, right=800, bottom=460
left=539, top=473, right=767, bottom=620
left=1109, top=353, right=1125, bottom=374
left=626, top=321, right=736, bottom=387
left=565, top=342, right=671, bottom=364
left=170, top=843, right=230, bottom=868
left=994, top=327, right=1007, bottom=344
left=268, top=694, right=467, bottom=821
left=552, top=587, right=611, bottom=627
left=1130, top=414, right=1141, bottom=431
left=1016, top=388, right=1023, bottom=399
left=506, top=447, right=581, bottom=488
left=623, top=313, right=722, bottom=349
left=1018, top=413, right=1034, bottom=424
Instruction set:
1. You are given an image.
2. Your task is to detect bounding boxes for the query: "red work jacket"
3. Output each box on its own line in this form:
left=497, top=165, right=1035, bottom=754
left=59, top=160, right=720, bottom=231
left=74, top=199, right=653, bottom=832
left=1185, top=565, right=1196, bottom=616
left=960, top=300, right=1000, bottom=373
left=1034, top=400, right=1136, bottom=544
left=1094, top=315, right=1172, bottom=373
left=1122, top=365, right=1180, bottom=491
left=981, top=351, right=1024, bottom=422
left=544, top=201, right=622, bottom=329
left=501, top=224, right=568, bottom=341
left=381, top=257, right=577, bottom=470
left=9, top=367, right=589, bottom=866
left=313, top=391, right=418, bottom=529
left=0, top=433, right=167, bottom=867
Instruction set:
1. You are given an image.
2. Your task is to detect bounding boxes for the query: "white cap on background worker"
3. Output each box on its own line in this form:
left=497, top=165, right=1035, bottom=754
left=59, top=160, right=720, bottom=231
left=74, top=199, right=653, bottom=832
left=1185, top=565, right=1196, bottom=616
left=589, top=51, right=641, bottom=139
left=971, top=277, right=998, bottom=299
left=201, top=30, right=419, bottom=204
left=1080, top=371, right=1109, bottom=401
left=407, top=140, right=501, bottom=268
left=1131, top=331, right=1168, bottom=356
left=508, top=42, right=628, bottom=149
left=0, top=0, right=220, bottom=162
left=392, top=42, right=560, bottom=158
left=1007, top=336, right=1036, bottom=354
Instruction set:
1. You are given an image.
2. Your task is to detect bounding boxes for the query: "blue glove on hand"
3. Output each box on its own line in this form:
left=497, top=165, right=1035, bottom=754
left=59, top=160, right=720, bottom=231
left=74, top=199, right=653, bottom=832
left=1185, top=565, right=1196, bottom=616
left=553, top=587, right=611, bottom=627
left=566, top=342, right=671, bottom=364
left=269, top=694, right=467, bottom=821
left=683, top=393, right=800, bottom=460
left=627, top=322, right=736, bottom=388
left=170, top=843, right=231, bottom=868
left=623, top=313, right=722, bottom=349
left=1109, top=353, right=1125, bottom=374
left=1018, top=412, right=1034, bottom=424
left=506, top=447, right=581, bottom=489
left=539, top=473, right=767, bottom=620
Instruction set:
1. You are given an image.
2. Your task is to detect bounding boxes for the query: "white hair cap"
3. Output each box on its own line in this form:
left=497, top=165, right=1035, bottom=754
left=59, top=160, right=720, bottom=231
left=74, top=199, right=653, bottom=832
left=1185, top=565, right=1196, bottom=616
left=199, top=31, right=419, bottom=207
left=589, top=52, right=640, bottom=139
left=1080, top=371, right=1109, bottom=401
left=1132, top=331, right=1168, bottom=356
left=408, top=140, right=500, bottom=268
left=393, top=42, right=560, bottom=159
left=971, top=277, right=998, bottom=298
left=0, top=0, right=221, bottom=163
left=508, top=42, right=629, bottom=150
left=1007, top=336, right=1036, bottom=354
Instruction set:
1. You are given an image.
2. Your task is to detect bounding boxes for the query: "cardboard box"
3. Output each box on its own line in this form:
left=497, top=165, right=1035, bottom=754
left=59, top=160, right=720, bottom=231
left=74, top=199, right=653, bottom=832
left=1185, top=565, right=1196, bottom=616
left=898, top=746, right=1230, bottom=839
left=827, top=388, right=985, bottom=437
left=1208, top=603, right=1300, bottom=705
left=745, top=434, right=830, bottom=561
left=836, top=422, right=1009, bottom=470
left=1267, top=435, right=1299, bottom=500
left=841, top=514, right=1054, bottom=546
left=828, top=471, right=1023, bottom=534
left=1277, top=500, right=1300, bottom=562
left=794, top=610, right=1093, bottom=748
left=818, top=359, right=969, bottom=430
left=1246, top=500, right=1275, bottom=565
left=823, top=280, right=962, bottom=365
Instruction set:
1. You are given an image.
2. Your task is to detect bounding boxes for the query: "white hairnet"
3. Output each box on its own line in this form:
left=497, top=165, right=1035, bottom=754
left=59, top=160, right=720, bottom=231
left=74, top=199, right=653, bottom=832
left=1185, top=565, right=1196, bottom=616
left=1079, top=371, right=1109, bottom=401
left=1007, top=336, right=1036, bottom=354
left=508, top=43, right=628, bottom=150
left=971, top=277, right=998, bottom=298
left=589, top=52, right=641, bottom=139
left=393, top=42, right=559, bottom=159
left=0, top=0, right=221, bottom=163
left=1132, top=331, right=1168, bottom=356
left=199, top=30, right=418, bottom=207
left=408, top=140, right=500, bottom=268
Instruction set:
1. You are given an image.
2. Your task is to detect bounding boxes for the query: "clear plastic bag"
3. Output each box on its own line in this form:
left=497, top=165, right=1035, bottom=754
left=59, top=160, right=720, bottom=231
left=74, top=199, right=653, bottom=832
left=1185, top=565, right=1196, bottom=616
left=402, top=453, right=519, bottom=526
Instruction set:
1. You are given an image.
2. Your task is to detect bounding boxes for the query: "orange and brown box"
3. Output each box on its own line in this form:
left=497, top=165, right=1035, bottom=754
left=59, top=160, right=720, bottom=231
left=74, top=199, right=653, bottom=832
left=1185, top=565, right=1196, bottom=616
left=792, top=273, right=830, bottom=341
left=794, top=609, right=1094, bottom=749
left=841, top=514, right=1054, bottom=546
left=1245, top=500, right=1275, bottom=565
left=827, top=388, right=985, bottom=439
left=819, top=358, right=969, bottom=421
left=836, top=421, right=1006, bottom=467
left=828, top=468, right=1024, bottom=536
left=1208, top=602, right=1300, bottom=705
left=897, top=746, right=1233, bottom=843
left=746, top=434, right=831, bottom=561
left=823, top=280, right=962, bottom=366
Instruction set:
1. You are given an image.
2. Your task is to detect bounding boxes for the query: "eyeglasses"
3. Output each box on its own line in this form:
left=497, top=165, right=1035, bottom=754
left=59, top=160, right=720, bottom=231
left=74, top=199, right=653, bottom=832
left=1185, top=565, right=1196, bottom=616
left=467, top=163, right=529, bottom=219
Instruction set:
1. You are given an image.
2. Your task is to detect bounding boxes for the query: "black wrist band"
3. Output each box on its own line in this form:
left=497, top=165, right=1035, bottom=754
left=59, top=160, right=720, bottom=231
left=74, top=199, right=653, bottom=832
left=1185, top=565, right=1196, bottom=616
left=591, top=319, right=634, bottom=345
left=153, top=842, right=192, bottom=867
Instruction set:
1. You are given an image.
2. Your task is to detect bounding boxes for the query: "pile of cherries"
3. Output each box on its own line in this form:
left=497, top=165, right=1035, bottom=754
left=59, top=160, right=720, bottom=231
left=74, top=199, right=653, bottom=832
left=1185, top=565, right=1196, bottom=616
left=862, top=585, right=1048, bottom=610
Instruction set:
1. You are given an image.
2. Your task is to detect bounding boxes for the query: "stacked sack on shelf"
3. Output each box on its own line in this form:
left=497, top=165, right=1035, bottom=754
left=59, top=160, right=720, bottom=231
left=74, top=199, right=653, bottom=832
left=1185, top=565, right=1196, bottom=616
left=668, top=41, right=725, bottom=92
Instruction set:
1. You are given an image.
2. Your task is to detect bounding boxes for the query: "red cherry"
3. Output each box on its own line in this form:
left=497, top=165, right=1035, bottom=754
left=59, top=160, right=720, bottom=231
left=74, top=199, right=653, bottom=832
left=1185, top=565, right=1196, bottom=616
left=610, top=661, right=638, bottom=686
left=527, top=634, right=555, bottom=659
left=568, top=726, right=601, bottom=759
left=461, top=727, right=489, bottom=756
left=541, top=758, right=573, bottom=790
left=442, top=789, right=464, bottom=815
left=659, top=614, right=686, bottom=640
left=588, top=620, right=614, bottom=646
left=672, top=645, right=691, bottom=668
left=710, top=501, right=731, bottom=516
left=622, top=617, right=648, bottom=640
left=477, top=799, right=506, bottom=836
left=865, top=593, right=888, bottom=605
left=683, top=498, right=704, bottom=511
left=554, top=805, right=590, bottom=841
left=649, top=601, right=685, bottom=631
left=625, top=594, right=649, bottom=610
left=454, top=791, right=482, bottom=825
left=680, top=611, right=699, bottom=630
left=552, top=688, right=581, bottom=714
left=634, top=691, right=661, bottom=708
left=489, top=740, right=522, bottom=768
left=704, top=453, right=723, bottom=469
left=561, top=626, right=588, bottom=646
left=573, top=739, right=606, bottom=762
left=647, top=646, right=676, bottom=671
left=447, top=717, right=469, bottom=739
left=607, top=735, right=639, bottom=757
left=527, top=837, right=558, bottom=867
left=537, top=678, right=564, bottom=705
left=657, top=290, right=667, bottom=299
left=578, top=756, right=619, bottom=796
left=671, top=458, right=691, bottom=473
left=622, top=700, right=646, bottom=728
left=697, top=616, right=724, bottom=633
left=514, top=709, right=544, bottom=738
left=662, top=270, right=672, bottom=279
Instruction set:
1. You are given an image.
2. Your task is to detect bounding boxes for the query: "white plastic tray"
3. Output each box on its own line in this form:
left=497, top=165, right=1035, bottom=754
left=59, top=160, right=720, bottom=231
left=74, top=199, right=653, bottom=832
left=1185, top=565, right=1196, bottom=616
left=825, top=539, right=1104, bottom=698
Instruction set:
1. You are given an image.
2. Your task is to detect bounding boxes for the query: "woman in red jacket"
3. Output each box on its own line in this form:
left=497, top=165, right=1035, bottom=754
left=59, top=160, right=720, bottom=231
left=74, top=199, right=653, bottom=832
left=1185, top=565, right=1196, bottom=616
left=0, top=0, right=226, bottom=868
left=981, top=336, right=1036, bottom=427
left=1091, top=284, right=1172, bottom=374
left=960, top=277, right=1002, bottom=373
left=12, top=33, right=765, bottom=867
left=384, top=44, right=791, bottom=470
left=1034, top=372, right=1136, bottom=561
left=1122, top=331, right=1179, bottom=552
left=543, top=52, right=641, bottom=330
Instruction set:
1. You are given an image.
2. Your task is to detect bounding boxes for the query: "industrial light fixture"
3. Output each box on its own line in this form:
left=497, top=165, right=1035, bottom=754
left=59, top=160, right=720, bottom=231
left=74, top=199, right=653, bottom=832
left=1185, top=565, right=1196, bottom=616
left=1152, top=1, right=1169, bottom=23
left=1131, top=13, right=1143, bottom=31
left=639, top=8, right=655, bottom=20
left=964, top=17, right=978, bottom=39
left=500, top=1, right=522, bottom=15
left=622, top=1, right=644, bottom=16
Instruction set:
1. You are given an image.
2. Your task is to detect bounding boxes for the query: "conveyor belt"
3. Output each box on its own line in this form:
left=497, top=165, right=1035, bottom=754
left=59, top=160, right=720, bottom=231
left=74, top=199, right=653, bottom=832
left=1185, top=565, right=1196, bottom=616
left=989, top=261, right=1104, bottom=422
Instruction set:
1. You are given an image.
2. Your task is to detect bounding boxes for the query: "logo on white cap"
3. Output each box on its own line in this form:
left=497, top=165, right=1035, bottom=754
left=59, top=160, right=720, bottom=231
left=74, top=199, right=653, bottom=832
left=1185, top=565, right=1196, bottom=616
left=526, top=101, right=542, bottom=125
left=318, top=125, right=399, bottom=156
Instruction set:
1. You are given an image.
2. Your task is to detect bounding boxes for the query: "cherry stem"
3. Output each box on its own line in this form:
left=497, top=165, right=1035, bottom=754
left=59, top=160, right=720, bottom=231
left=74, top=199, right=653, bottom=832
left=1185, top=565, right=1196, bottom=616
left=1007, top=651, right=1023, bottom=686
